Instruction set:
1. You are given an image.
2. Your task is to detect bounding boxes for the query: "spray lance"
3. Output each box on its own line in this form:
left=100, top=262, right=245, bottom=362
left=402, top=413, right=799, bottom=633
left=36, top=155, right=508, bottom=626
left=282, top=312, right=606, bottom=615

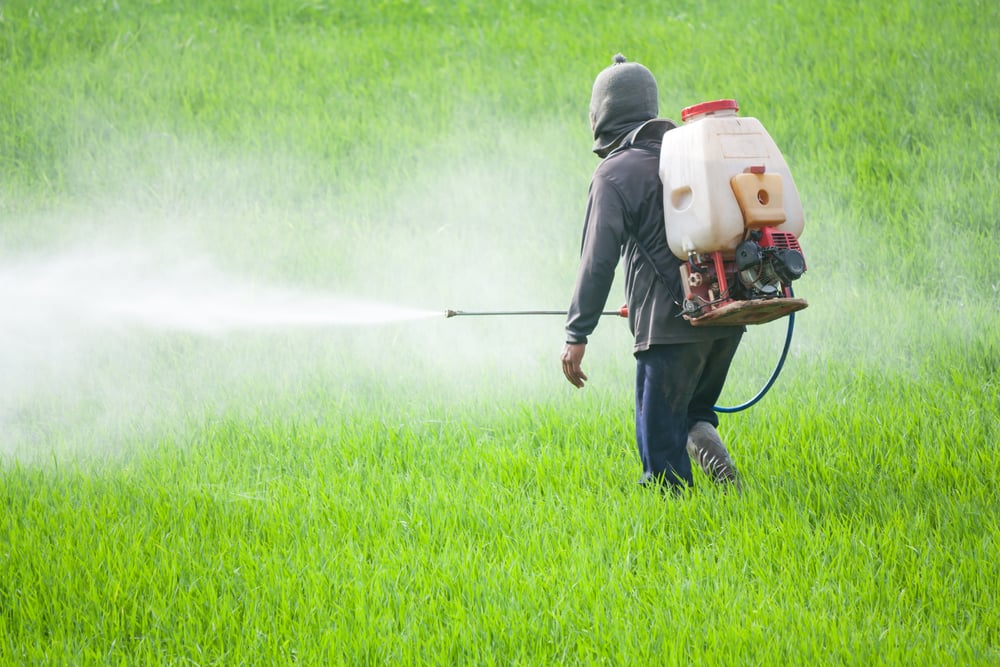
left=445, top=306, right=628, bottom=319
left=443, top=303, right=797, bottom=413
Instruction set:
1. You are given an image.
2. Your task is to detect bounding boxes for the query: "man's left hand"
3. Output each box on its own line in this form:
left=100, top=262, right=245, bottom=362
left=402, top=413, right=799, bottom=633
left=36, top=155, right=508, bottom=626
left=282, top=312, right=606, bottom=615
left=561, top=343, right=588, bottom=388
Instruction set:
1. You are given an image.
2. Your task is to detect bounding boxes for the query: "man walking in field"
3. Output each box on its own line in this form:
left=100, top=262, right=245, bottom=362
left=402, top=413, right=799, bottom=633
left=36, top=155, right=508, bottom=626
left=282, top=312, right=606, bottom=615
left=561, top=54, right=744, bottom=492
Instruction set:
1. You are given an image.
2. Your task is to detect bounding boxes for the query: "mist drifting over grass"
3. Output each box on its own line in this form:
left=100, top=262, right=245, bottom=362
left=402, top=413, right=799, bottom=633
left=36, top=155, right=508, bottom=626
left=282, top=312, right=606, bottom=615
left=0, top=119, right=605, bottom=459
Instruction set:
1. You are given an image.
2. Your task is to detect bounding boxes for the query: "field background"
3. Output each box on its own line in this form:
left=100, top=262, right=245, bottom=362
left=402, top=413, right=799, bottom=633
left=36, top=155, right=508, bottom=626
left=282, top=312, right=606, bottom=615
left=1, top=0, right=998, bottom=664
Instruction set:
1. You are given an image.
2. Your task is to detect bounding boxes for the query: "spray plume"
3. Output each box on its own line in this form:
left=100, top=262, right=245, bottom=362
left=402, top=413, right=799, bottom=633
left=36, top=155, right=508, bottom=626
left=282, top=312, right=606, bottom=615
left=2, top=246, right=439, bottom=338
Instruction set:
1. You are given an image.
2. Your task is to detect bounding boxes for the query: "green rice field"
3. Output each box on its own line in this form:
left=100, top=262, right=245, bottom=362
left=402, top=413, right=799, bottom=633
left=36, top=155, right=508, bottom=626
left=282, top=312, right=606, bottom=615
left=1, top=0, right=997, bottom=663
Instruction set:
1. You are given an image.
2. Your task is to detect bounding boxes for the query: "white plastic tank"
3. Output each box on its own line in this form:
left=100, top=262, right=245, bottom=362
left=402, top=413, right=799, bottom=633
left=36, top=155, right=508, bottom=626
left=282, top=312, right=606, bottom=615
left=659, top=99, right=804, bottom=260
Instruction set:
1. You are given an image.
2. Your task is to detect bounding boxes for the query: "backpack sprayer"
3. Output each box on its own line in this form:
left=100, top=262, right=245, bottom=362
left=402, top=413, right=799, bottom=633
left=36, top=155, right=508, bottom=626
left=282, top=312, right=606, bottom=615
left=662, top=99, right=807, bottom=326
left=447, top=100, right=806, bottom=411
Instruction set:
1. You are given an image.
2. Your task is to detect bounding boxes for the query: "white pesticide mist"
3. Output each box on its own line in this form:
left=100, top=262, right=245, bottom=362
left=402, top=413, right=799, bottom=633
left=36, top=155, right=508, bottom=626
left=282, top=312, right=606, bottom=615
left=1, top=118, right=620, bottom=462
left=3, top=245, right=439, bottom=336
left=0, top=241, right=444, bottom=460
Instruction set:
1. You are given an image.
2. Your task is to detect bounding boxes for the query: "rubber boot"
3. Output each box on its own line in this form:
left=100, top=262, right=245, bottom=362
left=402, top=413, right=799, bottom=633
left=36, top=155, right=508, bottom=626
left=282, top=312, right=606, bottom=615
left=686, top=421, right=742, bottom=491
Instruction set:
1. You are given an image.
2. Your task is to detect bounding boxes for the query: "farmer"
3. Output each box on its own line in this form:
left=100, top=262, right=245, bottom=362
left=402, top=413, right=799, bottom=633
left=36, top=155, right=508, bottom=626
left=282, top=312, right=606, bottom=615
left=561, top=54, right=744, bottom=491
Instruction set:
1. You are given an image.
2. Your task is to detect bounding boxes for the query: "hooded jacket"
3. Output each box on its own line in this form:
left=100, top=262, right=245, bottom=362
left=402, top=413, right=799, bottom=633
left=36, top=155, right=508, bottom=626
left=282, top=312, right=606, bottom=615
left=565, top=120, right=744, bottom=352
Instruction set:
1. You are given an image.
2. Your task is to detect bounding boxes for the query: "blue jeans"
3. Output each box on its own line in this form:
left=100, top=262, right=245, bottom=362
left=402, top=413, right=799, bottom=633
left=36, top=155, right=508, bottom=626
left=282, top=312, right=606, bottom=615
left=634, top=335, right=742, bottom=487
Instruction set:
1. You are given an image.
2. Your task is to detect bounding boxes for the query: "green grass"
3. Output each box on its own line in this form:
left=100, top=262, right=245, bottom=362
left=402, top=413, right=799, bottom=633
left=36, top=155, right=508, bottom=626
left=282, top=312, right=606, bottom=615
left=1, top=0, right=998, bottom=664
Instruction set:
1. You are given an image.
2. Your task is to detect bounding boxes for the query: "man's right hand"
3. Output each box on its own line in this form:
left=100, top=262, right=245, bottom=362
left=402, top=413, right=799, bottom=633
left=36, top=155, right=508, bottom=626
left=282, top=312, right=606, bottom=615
left=561, top=343, right=588, bottom=388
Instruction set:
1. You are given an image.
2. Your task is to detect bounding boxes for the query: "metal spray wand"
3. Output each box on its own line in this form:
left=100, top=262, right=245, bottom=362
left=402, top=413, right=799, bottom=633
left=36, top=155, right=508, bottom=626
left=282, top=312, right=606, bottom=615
left=445, top=306, right=628, bottom=318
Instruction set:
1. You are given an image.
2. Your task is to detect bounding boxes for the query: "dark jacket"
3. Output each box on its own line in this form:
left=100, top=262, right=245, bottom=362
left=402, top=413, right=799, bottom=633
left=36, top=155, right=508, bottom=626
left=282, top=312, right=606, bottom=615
left=565, top=120, right=743, bottom=353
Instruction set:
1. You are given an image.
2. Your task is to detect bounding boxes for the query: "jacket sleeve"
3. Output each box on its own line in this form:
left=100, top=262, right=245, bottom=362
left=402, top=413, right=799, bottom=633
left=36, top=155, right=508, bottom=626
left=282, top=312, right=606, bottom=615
left=565, top=172, right=627, bottom=344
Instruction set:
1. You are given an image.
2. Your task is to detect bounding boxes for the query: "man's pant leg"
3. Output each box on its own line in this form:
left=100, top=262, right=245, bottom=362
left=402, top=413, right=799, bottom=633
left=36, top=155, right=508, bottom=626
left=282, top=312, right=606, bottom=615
left=635, top=335, right=742, bottom=488
left=635, top=344, right=700, bottom=487
left=687, top=334, right=743, bottom=428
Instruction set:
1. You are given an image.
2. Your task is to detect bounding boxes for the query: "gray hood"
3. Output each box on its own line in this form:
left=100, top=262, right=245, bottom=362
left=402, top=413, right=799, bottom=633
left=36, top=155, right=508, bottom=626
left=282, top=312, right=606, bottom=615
left=589, top=54, right=658, bottom=157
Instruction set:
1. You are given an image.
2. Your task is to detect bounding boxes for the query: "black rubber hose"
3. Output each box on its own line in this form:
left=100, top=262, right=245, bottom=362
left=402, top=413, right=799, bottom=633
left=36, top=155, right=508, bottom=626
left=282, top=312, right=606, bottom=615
left=714, top=286, right=798, bottom=413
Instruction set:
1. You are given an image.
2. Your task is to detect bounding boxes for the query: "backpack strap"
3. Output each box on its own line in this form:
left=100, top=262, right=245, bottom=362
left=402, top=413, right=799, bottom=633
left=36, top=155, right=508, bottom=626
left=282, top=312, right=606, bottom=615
left=629, top=228, right=684, bottom=307
left=612, top=118, right=684, bottom=307
left=612, top=118, right=677, bottom=156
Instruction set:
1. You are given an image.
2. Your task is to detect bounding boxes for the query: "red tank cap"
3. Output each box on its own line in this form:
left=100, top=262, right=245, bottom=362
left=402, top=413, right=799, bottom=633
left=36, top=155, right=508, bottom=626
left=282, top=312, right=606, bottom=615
left=681, top=99, right=739, bottom=122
